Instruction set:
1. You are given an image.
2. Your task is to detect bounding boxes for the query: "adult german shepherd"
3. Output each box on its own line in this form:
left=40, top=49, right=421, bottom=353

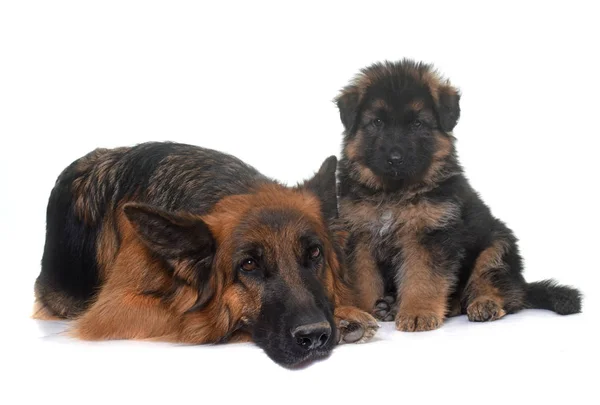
left=33, top=142, right=378, bottom=366
left=334, top=59, right=581, bottom=331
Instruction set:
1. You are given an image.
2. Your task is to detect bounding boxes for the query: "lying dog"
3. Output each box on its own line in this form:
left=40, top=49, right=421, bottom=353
left=33, top=142, right=377, bottom=365
left=334, top=59, right=582, bottom=331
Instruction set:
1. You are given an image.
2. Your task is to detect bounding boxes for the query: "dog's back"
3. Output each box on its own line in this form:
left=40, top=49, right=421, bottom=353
left=35, top=142, right=268, bottom=319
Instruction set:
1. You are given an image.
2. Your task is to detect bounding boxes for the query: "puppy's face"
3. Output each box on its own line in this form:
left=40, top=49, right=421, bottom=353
left=336, top=60, right=460, bottom=189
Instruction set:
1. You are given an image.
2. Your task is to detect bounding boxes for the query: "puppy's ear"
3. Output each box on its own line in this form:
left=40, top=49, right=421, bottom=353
left=124, top=203, right=215, bottom=308
left=335, top=85, right=360, bottom=133
left=434, top=84, right=461, bottom=132
left=299, top=156, right=339, bottom=221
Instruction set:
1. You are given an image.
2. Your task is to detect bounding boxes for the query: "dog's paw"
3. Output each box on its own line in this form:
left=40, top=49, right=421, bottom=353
left=335, top=306, right=379, bottom=344
left=395, top=312, right=443, bottom=332
left=372, top=295, right=396, bottom=321
left=467, top=298, right=506, bottom=322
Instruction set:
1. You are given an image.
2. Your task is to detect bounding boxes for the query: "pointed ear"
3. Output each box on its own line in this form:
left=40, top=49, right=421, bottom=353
left=123, top=203, right=214, bottom=260
left=300, top=156, right=339, bottom=221
left=434, top=84, right=461, bottom=132
left=335, top=85, right=360, bottom=133
left=123, top=203, right=215, bottom=309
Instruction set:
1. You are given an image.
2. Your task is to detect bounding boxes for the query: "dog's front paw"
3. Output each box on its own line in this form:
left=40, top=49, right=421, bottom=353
left=335, top=306, right=379, bottom=344
left=372, top=295, right=396, bottom=321
left=467, top=298, right=506, bottom=322
left=395, top=312, right=443, bottom=332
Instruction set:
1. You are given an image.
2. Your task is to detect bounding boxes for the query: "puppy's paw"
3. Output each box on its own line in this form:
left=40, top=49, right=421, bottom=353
left=335, top=306, right=379, bottom=344
left=372, top=295, right=396, bottom=321
left=395, top=312, right=443, bottom=332
left=467, top=298, right=506, bottom=322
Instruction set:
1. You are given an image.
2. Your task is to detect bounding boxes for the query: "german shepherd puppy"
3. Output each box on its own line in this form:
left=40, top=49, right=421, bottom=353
left=334, top=60, right=582, bottom=332
left=33, top=142, right=378, bottom=366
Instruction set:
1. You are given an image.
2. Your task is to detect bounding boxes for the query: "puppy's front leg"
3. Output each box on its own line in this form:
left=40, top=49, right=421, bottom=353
left=396, top=271, right=450, bottom=332
left=395, top=241, right=453, bottom=332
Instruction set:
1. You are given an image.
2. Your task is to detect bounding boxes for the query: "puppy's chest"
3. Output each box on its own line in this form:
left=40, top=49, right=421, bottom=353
left=341, top=199, right=459, bottom=244
left=377, top=209, right=396, bottom=238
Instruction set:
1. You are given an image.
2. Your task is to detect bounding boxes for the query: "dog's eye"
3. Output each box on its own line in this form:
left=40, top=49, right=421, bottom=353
left=309, top=246, right=322, bottom=260
left=240, top=258, right=258, bottom=272
left=411, top=119, right=422, bottom=128
left=372, top=118, right=383, bottom=128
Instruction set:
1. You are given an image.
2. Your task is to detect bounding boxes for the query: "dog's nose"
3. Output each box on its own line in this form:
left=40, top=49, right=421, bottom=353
left=292, top=321, right=331, bottom=350
left=387, top=152, right=403, bottom=166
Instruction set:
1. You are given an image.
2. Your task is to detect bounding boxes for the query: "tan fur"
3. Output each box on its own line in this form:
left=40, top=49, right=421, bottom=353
left=409, top=99, right=424, bottom=111
left=344, top=131, right=384, bottom=190
left=354, top=164, right=384, bottom=191
left=466, top=240, right=509, bottom=302
left=421, top=131, right=454, bottom=186
left=408, top=66, right=458, bottom=105
left=67, top=182, right=372, bottom=345
left=96, top=214, right=119, bottom=279
left=371, top=99, right=391, bottom=111
left=420, top=71, right=442, bottom=102
left=353, top=241, right=385, bottom=311
left=463, top=240, right=510, bottom=321
left=473, top=240, right=510, bottom=276
left=341, top=198, right=460, bottom=234
left=72, top=216, right=183, bottom=340
left=391, top=197, right=458, bottom=329
left=395, top=235, right=450, bottom=332
left=398, top=200, right=459, bottom=230
left=345, top=137, right=359, bottom=161
left=31, top=300, right=63, bottom=320
left=466, top=298, right=506, bottom=322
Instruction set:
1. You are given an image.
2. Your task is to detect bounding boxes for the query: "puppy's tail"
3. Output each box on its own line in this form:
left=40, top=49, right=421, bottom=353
left=525, top=279, right=582, bottom=315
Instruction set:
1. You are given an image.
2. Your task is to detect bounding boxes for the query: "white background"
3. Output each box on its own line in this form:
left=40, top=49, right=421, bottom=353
left=1, top=1, right=598, bottom=404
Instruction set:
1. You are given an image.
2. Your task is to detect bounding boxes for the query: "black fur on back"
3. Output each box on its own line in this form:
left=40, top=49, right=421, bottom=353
left=36, top=142, right=269, bottom=317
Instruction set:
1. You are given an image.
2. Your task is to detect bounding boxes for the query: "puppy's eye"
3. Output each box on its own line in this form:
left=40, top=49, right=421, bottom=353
left=240, top=258, right=258, bottom=272
left=372, top=118, right=383, bottom=128
left=309, top=246, right=322, bottom=260
left=411, top=119, right=422, bottom=128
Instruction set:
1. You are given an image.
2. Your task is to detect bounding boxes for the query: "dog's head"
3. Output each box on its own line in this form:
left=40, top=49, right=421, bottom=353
left=123, top=157, right=340, bottom=367
left=335, top=59, right=460, bottom=190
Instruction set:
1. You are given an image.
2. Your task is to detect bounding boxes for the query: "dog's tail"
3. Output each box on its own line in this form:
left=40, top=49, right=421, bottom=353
left=525, top=279, right=582, bottom=315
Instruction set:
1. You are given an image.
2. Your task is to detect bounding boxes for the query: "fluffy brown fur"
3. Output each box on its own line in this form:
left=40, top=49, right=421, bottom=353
left=334, top=60, right=581, bottom=332
left=34, top=142, right=377, bottom=366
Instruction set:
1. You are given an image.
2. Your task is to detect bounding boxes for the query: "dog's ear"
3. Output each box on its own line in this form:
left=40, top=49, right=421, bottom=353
left=335, top=85, right=360, bottom=133
left=124, top=203, right=215, bottom=308
left=434, top=84, right=461, bottom=132
left=299, top=156, right=339, bottom=221
left=124, top=203, right=214, bottom=259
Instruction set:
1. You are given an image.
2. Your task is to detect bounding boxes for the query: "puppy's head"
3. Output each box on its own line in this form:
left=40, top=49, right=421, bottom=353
left=124, top=157, right=340, bottom=368
left=335, top=59, right=460, bottom=190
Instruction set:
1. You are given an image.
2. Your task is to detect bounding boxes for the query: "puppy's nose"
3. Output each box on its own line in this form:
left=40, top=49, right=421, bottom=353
left=292, top=321, right=331, bottom=351
left=387, top=152, right=403, bottom=166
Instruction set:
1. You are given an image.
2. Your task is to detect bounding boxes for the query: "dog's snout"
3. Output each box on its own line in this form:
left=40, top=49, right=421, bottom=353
left=291, top=321, right=331, bottom=351
left=387, top=151, right=403, bottom=166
